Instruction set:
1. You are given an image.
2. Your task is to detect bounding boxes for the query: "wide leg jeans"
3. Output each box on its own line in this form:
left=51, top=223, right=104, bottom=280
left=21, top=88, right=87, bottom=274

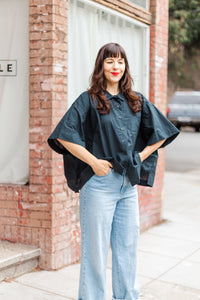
left=78, top=168, right=140, bottom=300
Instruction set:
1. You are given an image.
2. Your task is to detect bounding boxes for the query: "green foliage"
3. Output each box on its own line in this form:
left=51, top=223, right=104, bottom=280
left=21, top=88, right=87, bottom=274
left=169, top=0, right=200, bottom=51
left=168, top=0, right=200, bottom=89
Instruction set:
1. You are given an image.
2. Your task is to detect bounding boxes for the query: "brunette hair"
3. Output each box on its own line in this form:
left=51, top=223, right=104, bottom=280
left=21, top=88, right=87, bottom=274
left=88, top=43, right=142, bottom=114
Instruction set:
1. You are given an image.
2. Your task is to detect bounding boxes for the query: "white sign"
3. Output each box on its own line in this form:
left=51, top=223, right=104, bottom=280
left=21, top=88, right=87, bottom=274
left=0, top=60, right=17, bottom=76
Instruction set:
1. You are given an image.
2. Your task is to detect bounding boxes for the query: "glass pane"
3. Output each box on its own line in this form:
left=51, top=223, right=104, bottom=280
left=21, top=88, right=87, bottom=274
left=128, top=0, right=148, bottom=10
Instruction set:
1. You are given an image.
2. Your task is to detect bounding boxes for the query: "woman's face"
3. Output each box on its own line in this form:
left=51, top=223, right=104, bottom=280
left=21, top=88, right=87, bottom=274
left=103, top=55, right=125, bottom=86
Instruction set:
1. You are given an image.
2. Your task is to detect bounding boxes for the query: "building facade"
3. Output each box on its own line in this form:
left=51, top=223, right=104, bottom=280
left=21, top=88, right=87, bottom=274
left=0, top=0, right=169, bottom=270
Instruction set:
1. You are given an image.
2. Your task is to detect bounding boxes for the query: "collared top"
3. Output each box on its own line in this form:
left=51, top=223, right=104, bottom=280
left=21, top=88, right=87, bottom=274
left=48, top=91, right=179, bottom=192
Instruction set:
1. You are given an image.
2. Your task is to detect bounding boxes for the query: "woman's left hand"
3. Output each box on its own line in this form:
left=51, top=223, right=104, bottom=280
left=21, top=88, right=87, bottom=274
left=138, top=139, right=166, bottom=163
left=138, top=152, right=143, bottom=163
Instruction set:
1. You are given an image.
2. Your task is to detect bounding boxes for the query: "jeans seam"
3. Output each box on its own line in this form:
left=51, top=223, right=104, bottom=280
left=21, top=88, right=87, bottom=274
left=113, top=217, right=123, bottom=298
left=80, top=185, right=88, bottom=299
left=120, top=173, right=125, bottom=193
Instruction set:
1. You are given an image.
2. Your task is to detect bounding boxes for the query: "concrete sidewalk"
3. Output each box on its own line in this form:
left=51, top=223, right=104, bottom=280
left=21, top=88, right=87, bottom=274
left=0, top=171, right=200, bottom=300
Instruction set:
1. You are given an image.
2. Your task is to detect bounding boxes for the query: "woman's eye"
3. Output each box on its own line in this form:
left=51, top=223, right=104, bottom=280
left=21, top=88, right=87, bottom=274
left=105, top=60, right=124, bottom=64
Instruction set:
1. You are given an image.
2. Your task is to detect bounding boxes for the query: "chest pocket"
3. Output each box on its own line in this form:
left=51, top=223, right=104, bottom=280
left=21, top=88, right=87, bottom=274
left=127, top=111, right=141, bottom=135
left=112, top=101, right=141, bottom=136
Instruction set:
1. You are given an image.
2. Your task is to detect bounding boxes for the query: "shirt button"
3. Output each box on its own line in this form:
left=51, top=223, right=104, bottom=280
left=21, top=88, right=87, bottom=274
left=120, top=128, right=124, bottom=130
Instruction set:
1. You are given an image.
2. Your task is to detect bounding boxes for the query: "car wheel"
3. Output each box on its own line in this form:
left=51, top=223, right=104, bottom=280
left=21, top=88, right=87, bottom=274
left=195, top=127, right=200, bottom=132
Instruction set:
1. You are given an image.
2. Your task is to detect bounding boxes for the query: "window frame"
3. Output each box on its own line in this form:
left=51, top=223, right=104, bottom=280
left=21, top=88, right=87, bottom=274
left=91, top=0, right=151, bottom=24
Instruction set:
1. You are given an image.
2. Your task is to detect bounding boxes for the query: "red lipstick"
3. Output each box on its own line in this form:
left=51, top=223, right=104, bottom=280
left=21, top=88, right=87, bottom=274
left=111, top=72, right=119, bottom=76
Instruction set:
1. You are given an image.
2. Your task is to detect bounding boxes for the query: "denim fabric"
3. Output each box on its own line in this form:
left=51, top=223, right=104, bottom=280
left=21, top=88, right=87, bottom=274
left=78, top=168, right=140, bottom=300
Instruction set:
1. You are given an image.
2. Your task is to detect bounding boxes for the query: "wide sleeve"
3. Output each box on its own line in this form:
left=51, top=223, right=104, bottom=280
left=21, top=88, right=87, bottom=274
left=141, top=96, right=179, bottom=148
left=47, top=91, right=91, bottom=154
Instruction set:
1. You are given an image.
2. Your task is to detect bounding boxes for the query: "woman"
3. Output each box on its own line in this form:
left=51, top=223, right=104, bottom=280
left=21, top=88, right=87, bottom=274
left=48, top=43, right=179, bottom=300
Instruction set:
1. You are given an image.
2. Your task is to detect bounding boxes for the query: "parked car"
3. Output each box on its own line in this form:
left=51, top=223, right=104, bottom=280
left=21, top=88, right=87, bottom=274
left=167, top=91, right=200, bottom=132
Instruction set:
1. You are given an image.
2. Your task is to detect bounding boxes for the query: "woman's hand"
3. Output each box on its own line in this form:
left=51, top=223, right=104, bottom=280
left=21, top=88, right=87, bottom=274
left=138, top=152, right=144, bottom=163
left=91, top=159, right=113, bottom=176
left=138, top=139, right=166, bottom=163
left=56, top=139, right=113, bottom=176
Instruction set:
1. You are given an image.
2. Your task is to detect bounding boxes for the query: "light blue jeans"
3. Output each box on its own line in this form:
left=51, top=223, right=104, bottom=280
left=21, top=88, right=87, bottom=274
left=78, top=168, right=140, bottom=300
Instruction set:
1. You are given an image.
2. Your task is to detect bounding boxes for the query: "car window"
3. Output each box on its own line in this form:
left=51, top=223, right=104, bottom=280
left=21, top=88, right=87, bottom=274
left=171, top=92, right=200, bottom=104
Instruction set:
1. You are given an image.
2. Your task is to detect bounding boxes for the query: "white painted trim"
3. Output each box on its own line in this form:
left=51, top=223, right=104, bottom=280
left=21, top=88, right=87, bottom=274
left=143, top=25, right=150, bottom=98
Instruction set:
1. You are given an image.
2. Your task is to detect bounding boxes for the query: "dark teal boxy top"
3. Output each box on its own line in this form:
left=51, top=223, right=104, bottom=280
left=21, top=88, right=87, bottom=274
left=47, top=91, right=179, bottom=192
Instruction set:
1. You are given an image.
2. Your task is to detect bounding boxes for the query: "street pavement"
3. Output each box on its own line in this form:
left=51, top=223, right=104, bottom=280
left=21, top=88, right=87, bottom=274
left=0, top=168, right=199, bottom=299
left=165, top=131, right=200, bottom=172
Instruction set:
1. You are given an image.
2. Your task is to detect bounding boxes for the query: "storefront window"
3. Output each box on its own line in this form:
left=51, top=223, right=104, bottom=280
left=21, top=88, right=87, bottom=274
left=68, top=0, right=149, bottom=107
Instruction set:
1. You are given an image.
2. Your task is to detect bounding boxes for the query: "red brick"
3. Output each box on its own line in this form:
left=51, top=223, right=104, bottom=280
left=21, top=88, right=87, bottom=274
left=30, top=66, right=52, bottom=75
left=31, top=0, right=53, bottom=5
left=29, top=5, right=53, bottom=15
left=18, top=227, right=25, bottom=243
left=30, top=57, right=53, bottom=66
left=0, top=224, right=5, bottom=239
left=29, top=211, right=51, bottom=220
left=29, top=193, right=53, bottom=203
left=30, top=108, right=52, bottom=117
left=18, top=218, right=41, bottom=227
left=24, top=227, right=32, bottom=244
left=52, top=184, right=64, bottom=194
left=0, top=200, right=18, bottom=209
left=29, top=14, right=52, bottom=24
left=38, top=228, right=46, bottom=249
left=0, top=209, right=18, bottom=218
left=32, top=227, right=40, bottom=246
left=4, top=225, right=12, bottom=240
left=1, top=217, right=18, bottom=226
left=41, top=220, right=52, bottom=228
left=30, top=40, right=54, bottom=50
left=11, top=226, right=18, bottom=242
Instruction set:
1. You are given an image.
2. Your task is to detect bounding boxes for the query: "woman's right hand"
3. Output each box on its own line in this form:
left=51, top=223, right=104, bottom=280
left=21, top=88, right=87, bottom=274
left=91, top=159, right=113, bottom=176
left=56, top=139, right=113, bottom=176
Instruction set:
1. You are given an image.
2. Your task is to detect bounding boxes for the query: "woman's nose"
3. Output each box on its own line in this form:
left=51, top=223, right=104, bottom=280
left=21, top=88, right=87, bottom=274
left=113, top=62, right=119, bottom=69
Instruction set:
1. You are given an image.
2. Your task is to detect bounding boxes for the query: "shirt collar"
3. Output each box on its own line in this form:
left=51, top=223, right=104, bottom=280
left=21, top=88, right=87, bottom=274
left=106, top=90, right=125, bottom=102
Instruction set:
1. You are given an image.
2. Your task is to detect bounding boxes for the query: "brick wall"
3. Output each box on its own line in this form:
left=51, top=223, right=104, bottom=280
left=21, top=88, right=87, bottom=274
left=138, top=0, right=169, bottom=231
left=0, top=0, right=168, bottom=270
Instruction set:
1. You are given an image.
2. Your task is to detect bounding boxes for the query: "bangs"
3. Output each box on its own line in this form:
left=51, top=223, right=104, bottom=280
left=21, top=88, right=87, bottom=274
left=103, top=43, right=125, bottom=60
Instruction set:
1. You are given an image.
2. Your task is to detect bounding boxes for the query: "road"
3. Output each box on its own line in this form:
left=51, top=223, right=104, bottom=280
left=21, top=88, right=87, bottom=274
left=165, top=130, right=200, bottom=172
